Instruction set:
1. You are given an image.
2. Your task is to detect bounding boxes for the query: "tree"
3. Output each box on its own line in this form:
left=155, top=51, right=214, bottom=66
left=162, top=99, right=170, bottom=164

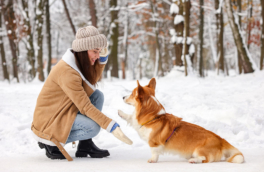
left=182, top=0, right=192, bottom=76
left=247, top=0, right=253, bottom=49
left=225, top=0, right=255, bottom=73
left=121, top=2, right=129, bottom=79
left=21, top=0, right=36, bottom=79
left=215, top=0, right=225, bottom=74
left=261, top=0, right=264, bottom=70
left=88, top=0, right=97, bottom=27
left=2, top=0, right=19, bottom=82
left=236, top=0, right=243, bottom=73
left=171, top=0, right=184, bottom=67
left=46, top=0, right=52, bottom=74
left=199, top=0, right=204, bottom=77
left=149, top=0, right=163, bottom=77
left=36, top=0, right=45, bottom=81
left=62, top=0, right=76, bottom=35
left=109, top=0, right=119, bottom=78
left=0, top=3, right=9, bottom=81
left=170, top=0, right=192, bottom=76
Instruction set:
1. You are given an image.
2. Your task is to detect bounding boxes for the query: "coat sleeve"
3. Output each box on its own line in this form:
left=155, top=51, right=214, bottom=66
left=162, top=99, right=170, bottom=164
left=58, top=69, right=115, bottom=132
left=94, top=56, right=108, bottom=82
left=95, top=62, right=106, bottom=82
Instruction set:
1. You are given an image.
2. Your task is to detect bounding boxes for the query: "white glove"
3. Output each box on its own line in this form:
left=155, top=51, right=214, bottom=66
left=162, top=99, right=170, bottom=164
left=112, top=127, right=133, bottom=145
left=99, top=47, right=108, bottom=57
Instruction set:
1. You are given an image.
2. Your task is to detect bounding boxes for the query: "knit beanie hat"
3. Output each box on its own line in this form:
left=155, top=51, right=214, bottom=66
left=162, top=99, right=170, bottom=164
left=72, top=26, right=107, bottom=52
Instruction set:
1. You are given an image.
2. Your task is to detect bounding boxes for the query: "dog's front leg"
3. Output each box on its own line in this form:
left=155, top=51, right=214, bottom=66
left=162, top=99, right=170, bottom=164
left=118, top=110, right=132, bottom=123
left=148, top=146, right=161, bottom=163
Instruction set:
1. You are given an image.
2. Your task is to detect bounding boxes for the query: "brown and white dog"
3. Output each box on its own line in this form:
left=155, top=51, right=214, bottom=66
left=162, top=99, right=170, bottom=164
left=118, top=78, right=244, bottom=164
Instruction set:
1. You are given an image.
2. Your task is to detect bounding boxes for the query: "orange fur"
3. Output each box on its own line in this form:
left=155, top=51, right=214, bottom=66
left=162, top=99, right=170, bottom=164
left=120, top=78, right=244, bottom=164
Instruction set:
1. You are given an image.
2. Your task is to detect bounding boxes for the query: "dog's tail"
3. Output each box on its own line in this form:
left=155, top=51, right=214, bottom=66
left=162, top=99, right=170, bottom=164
left=222, top=139, right=244, bottom=163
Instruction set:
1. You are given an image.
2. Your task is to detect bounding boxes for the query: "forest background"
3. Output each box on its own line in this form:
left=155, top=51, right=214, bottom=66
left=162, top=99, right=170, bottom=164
left=0, top=0, right=263, bottom=82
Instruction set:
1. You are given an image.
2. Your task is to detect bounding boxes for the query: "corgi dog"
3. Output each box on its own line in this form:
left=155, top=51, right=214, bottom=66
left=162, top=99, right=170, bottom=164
left=118, top=78, right=244, bottom=164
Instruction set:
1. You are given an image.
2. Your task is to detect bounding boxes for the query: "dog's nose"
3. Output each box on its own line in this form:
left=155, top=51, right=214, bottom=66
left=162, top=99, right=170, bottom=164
left=123, top=96, right=126, bottom=100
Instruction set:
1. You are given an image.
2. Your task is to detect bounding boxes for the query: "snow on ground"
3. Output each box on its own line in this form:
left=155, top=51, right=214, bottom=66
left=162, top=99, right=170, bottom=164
left=0, top=70, right=264, bottom=171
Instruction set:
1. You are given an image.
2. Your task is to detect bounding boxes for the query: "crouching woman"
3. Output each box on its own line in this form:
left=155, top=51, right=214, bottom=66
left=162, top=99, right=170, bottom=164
left=31, top=26, right=132, bottom=161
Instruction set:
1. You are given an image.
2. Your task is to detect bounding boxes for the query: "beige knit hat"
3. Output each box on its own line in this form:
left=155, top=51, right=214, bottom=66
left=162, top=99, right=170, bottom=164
left=72, top=26, right=107, bottom=52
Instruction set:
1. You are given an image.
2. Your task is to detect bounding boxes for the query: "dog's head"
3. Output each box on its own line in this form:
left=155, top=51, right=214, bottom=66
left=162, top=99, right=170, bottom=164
left=123, top=78, right=165, bottom=118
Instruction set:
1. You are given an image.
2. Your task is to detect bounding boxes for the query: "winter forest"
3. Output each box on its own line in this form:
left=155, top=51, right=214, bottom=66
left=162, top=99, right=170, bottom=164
left=0, top=0, right=263, bottom=82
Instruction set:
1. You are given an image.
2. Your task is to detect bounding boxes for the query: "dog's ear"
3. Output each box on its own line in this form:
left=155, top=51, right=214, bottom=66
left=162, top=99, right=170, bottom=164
left=147, top=78, right=156, bottom=90
left=137, top=80, right=144, bottom=100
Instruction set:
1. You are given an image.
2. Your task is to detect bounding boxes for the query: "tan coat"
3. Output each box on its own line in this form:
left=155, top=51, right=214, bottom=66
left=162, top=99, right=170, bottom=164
left=31, top=49, right=115, bottom=161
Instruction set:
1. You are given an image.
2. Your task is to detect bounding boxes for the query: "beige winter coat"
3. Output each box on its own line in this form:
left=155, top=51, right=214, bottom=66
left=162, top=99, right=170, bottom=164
left=31, top=49, right=115, bottom=161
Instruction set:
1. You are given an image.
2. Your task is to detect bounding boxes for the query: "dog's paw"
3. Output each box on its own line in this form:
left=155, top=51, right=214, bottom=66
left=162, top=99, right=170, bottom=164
left=118, top=110, right=125, bottom=118
left=148, top=158, right=157, bottom=163
left=188, top=158, right=197, bottom=164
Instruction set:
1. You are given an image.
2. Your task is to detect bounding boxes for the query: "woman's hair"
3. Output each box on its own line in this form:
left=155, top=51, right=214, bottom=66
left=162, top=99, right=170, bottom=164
left=72, top=50, right=99, bottom=85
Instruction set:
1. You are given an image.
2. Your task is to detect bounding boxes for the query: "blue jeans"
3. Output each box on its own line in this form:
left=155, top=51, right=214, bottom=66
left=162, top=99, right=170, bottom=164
left=66, top=89, right=104, bottom=144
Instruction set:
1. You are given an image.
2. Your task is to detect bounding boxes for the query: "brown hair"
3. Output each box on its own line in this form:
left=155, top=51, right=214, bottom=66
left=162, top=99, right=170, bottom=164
left=72, top=50, right=99, bottom=85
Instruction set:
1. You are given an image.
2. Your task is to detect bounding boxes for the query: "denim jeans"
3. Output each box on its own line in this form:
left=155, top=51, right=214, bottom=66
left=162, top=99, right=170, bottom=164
left=66, top=89, right=104, bottom=144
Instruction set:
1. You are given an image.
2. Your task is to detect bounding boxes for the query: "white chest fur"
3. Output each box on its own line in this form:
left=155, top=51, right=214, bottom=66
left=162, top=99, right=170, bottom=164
left=130, top=112, right=152, bottom=142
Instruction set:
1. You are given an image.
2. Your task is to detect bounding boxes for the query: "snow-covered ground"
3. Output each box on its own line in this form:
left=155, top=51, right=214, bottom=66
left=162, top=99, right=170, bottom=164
left=0, top=70, right=264, bottom=171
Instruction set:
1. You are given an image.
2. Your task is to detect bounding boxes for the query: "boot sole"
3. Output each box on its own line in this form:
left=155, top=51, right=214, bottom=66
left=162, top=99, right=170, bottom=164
left=46, top=151, right=66, bottom=160
left=76, top=151, right=110, bottom=158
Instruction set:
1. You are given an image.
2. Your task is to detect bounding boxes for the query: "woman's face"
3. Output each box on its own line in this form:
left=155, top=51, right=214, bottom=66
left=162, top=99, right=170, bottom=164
left=87, top=48, right=102, bottom=65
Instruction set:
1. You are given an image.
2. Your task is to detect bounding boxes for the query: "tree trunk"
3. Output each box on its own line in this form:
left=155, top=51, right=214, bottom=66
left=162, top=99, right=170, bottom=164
left=0, top=6, right=9, bottom=81
left=110, top=0, right=119, bottom=78
left=62, top=0, right=76, bottom=35
left=2, top=0, right=19, bottom=82
left=150, top=0, right=163, bottom=77
left=21, top=0, right=36, bottom=80
left=36, top=0, right=45, bottom=81
left=225, top=0, right=254, bottom=73
left=261, top=0, right=264, bottom=70
left=182, top=0, right=190, bottom=76
left=237, top=0, right=243, bottom=74
left=46, top=0, right=52, bottom=74
left=215, top=0, right=224, bottom=74
left=88, top=0, right=97, bottom=27
left=247, top=0, right=253, bottom=49
left=199, top=0, right=204, bottom=77
left=172, top=1, right=183, bottom=66
left=122, top=3, right=129, bottom=79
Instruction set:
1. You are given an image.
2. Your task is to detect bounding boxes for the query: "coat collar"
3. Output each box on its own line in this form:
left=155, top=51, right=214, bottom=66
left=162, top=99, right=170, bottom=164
left=62, top=48, right=95, bottom=91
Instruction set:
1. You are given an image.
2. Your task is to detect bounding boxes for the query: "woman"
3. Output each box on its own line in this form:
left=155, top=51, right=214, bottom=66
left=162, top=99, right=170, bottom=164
left=31, top=26, right=132, bottom=161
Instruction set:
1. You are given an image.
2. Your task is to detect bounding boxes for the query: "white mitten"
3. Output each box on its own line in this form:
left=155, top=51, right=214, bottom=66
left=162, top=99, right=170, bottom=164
left=99, top=47, right=108, bottom=57
left=112, top=127, right=133, bottom=145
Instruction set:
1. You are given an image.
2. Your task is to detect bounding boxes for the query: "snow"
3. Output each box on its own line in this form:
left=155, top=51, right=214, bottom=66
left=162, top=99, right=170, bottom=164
left=189, top=44, right=195, bottom=55
left=170, top=35, right=176, bottom=43
left=169, top=29, right=176, bottom=36
left=186, top=37, right=192, bottom=45
left=174, top=15, right=184, bottom=25
left=215, top=0, right=224, bottom=14
left=0, top=71, right=264, bottom=171
left=170, top=3, right=179, bottom=14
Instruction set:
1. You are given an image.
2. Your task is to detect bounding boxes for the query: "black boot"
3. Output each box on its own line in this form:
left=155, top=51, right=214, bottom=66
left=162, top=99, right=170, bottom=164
left=75, top=139, right=110, bottom=158
left=38, top=142, right=66, bottom=160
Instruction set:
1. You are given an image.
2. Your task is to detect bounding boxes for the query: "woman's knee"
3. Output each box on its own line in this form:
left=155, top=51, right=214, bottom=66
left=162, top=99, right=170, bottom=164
left=89, top=121, right=100, bottom=138
left=95, top=89, right=104, bottom=104
left=90, top=89, right=104, bottom=111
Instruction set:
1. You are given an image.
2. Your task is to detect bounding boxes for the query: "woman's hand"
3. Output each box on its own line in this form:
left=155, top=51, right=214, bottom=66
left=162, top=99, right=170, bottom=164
left=112, top=127, right=133, bottom=145
left=99, top=47, right=108, bottom=57
left=99, top=47, right=108, bottom=63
